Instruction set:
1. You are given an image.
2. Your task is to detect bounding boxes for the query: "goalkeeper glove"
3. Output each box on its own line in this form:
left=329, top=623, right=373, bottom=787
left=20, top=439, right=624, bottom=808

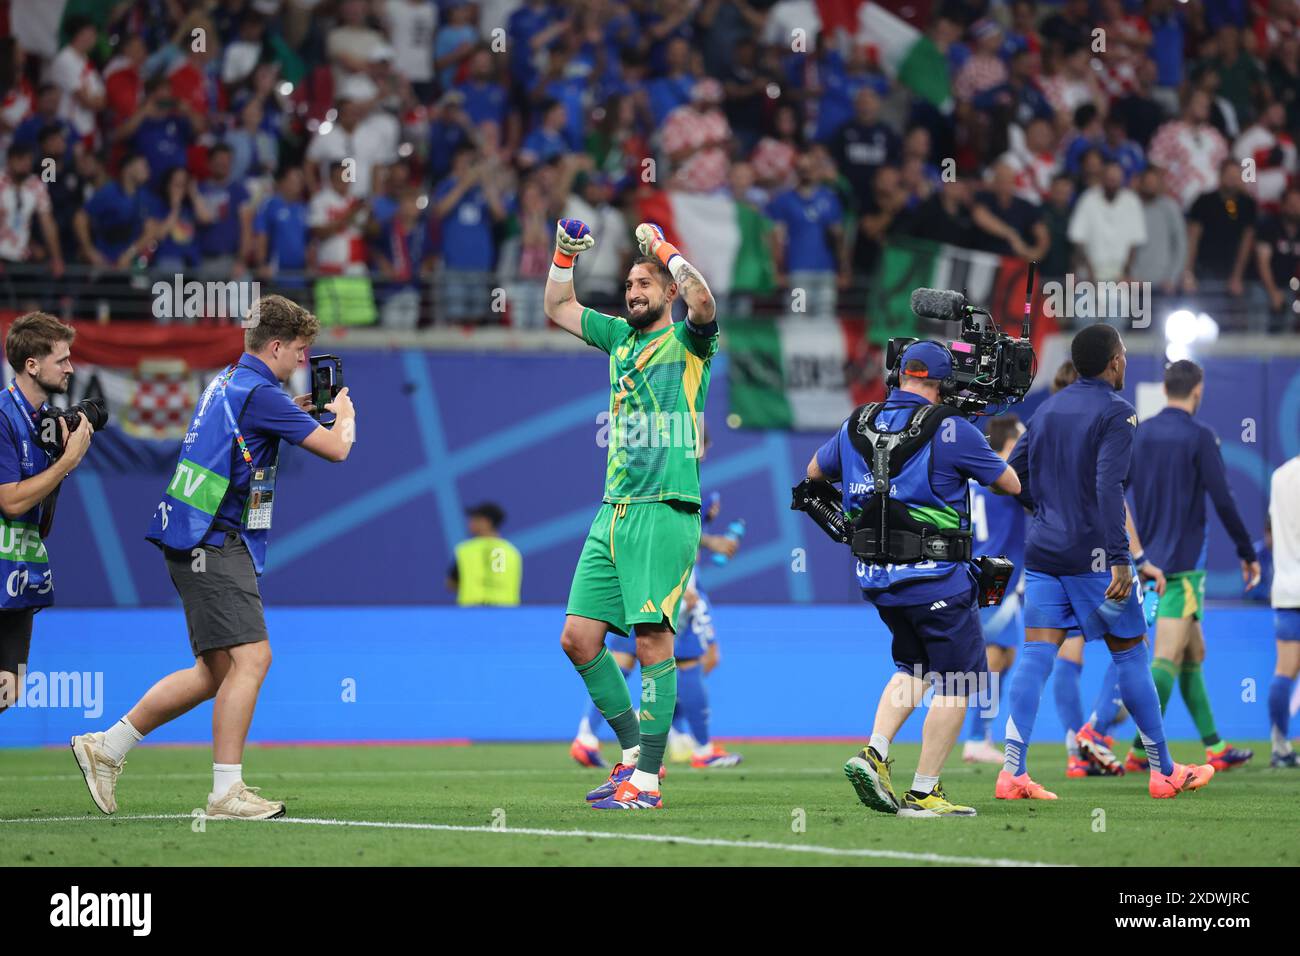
left=554, top=218, right=595, bottom=268
left=635, top=222, right=687, bottom=280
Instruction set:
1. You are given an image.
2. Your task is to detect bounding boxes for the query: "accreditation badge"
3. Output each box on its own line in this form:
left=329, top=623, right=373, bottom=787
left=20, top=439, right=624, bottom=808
left=245, top=465, right=278, bottom=530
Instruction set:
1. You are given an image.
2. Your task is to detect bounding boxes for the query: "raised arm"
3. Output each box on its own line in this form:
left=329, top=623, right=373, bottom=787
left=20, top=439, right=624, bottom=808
left=634, top=223, right=717, bottom=327
left=544, top=218, right=595, bottom=338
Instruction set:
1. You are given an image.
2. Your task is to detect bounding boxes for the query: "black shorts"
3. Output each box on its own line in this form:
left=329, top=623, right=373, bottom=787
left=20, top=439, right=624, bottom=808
left=166, top=532, right=269, bottom=656
left=0, top=608, right=35, bottom=673
left=875, top=587, right=987, bottom=694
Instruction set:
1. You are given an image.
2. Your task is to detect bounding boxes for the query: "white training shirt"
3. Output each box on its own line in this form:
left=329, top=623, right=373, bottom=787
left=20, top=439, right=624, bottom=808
left=1271, top=456, right=1300, bottom=609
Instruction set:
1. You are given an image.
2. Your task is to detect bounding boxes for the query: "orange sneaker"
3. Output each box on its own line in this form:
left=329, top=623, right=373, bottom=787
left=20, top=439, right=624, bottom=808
left=995, top=769, right=1058, bottom=800
left=1124, top=749, right=1149, bottom=773
left=1148, top=762, right=1216, bottom=799
left=590, top=778, right=663, bottom=809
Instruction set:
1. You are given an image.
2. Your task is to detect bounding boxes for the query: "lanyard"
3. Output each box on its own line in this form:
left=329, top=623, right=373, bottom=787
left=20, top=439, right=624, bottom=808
left=7, top=383, right=49, bottom=460
left=217, top=366, right=254, bottom=466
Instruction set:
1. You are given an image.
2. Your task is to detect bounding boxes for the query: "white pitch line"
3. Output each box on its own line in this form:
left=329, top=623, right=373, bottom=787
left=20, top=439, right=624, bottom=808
left=1, top=767, right=846, bottom=783
left=0, top=813, right=1064, bottom=867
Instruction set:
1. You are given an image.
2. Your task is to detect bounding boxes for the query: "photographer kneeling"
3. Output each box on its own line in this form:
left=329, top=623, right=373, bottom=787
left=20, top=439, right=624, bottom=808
left=799, top=341, right=1020, bottom=817
left=72, top=295, right=356, bottom=820
left=0, top=314, right=96, bottom=716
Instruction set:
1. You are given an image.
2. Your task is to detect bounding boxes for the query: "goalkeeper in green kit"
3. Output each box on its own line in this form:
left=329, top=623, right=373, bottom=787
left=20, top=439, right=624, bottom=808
left=545, top=216, right=719, bottom=810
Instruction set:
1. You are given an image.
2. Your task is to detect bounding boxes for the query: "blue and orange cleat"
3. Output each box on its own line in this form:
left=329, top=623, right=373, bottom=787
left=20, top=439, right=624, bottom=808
left=1207, top=744, right=1253, bottom=771
left=1077, top=723, right=1125, bottom=776
left=690, top=743, right=743, bottom=769
left=590, top=779, right=663, bottom=810
left=1067, top=755, right=1102, bottom=778
left=569, top=737, right=607, bottom=769
left=1125, top=749, right=1149, bottom=772
left=584, top=762, right=665, bottom=802
left=1149, top=761, right=1215, bottom=798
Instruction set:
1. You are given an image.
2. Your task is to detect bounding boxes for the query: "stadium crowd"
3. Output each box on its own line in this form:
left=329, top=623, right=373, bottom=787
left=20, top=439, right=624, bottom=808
left=0, top=0, right=1297, bottom=329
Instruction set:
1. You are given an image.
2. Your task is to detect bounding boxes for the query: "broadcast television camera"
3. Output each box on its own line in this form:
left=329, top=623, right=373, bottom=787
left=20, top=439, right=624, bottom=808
left=887, top=283, right=1037, bottom=415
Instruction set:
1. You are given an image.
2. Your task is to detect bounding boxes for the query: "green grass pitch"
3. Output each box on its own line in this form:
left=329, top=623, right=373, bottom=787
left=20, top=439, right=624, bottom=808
left=1, top=740, right=1295, bottom=866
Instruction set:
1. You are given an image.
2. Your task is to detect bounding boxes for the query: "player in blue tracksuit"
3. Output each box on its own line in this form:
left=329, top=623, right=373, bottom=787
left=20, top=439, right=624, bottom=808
left=997, top=323, right=1216, bottom=801
left=963, top=415, right=1027, bottom=764
left=1118, top=359, right=1260, bottom=773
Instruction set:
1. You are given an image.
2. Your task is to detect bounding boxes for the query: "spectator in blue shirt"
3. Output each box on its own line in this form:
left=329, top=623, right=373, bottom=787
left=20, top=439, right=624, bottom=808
left=253, top=165, right=309, bottom=287
left=374, top=188, right=435, bottom=329
left=1063, top=104, right=1107, bottom=176
left=812, top=46, right=890, bottom=144
left=767, top=151, right=847, bottom=319
left=75, top=153, right=155, bottom=268
left=519, top=99, right=570, bottom=169
left=147, top=165, right=210, bottom=272
left=973, top=49, right=1055, bottom=131
left=432, top=145, right=508, bottom=322
left=1103, top=115, right=1146, bottom=183
left=196, top=144, right=251, bottom=275
left=645, top=36, right=697, bottom=126
left=12, top=85, right=75, bottom=164
left=456, top=47, right=508, bottom=128
left=434, top=0, right=482, bottom=88
left=829, top=86, right=901, bottom=204
left=427, top=91, right=475, bottom=183
left=223, top=96, right=278, bottom=182
left=120, top=81, right=195, bottom=190
left=507, top=0, right=567, bottom=93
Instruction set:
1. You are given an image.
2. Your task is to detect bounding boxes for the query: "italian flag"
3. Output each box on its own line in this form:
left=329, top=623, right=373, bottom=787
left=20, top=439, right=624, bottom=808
left=817, top=1, right=952, bottom=112
left=868, top=238, right=1055, bottom=353
left=726, top=317, right=882, bottom=430
left=635, top=192, right=775, bottom=302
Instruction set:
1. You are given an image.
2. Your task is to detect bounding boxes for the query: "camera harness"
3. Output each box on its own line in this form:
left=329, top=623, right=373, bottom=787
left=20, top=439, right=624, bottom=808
left=846, top=400, right=973, bottom=565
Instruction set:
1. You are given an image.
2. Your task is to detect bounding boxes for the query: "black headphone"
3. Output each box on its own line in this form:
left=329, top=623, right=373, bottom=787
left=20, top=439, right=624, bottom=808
left=886, top=340, right=960, bottom=397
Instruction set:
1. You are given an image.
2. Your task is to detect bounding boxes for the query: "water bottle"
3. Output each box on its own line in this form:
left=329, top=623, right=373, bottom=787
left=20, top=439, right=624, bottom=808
left=1142, top=580, right=1159, bottom=629
left=710, top=518, right=746, bottom=565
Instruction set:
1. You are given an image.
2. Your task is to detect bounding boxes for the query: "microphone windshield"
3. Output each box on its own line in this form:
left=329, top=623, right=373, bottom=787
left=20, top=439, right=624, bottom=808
left=910, top=288, right=967, bottom=322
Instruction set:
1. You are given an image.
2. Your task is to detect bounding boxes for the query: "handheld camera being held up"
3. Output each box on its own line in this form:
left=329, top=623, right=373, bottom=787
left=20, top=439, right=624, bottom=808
left=886, top=264, right=1039, bottom=415
left=309, top=354, right=344, bottom=425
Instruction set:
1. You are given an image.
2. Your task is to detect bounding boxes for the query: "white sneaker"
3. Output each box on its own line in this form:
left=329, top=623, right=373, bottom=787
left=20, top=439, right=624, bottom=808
left=962, top=740, right=1004, bottom=764
left=70, top=732, right=124, bottom=815
left=205, top=781, right=286, bottom=820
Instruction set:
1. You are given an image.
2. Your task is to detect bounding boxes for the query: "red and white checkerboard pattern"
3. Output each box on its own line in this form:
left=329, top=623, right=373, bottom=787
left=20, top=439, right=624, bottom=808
left=129, top=360, right=198, bottom=440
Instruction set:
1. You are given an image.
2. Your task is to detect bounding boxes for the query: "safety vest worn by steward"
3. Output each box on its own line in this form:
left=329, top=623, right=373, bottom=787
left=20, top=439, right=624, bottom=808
left=455, top=536, right=522, bottom=606
left=0, top=385, right=54, bottom=608
left=146, top=364, right=272, bottom=574
left=839, top=398, right=971, bottom=595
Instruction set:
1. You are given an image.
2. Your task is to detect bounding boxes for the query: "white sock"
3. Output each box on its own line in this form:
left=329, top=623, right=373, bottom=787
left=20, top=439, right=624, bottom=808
left=1271, top=725, right=1293, bottom=756
left=577, top=716, right=593, bottom=738
left=869, top=733, right=890, bottom=759
left=577, top=730, right=599, bottom=748
left=213, top=763, right=242, bottom=798
left=630, top=768, right=659, bottom=792
left=911, top=772, right=939, bottom=795
left=621, top=746, right=639, bottom=766
left=692, top=741, right=713, bottom=757
left=102, top=718, right=142, bottom=763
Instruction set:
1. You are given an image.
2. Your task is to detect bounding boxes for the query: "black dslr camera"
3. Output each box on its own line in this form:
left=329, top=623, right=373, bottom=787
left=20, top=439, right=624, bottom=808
left=887, top=283, right=1037, bottom=415
left=309, top=354, right=344, bottom=424
left=38, top=398, right=109, bottom=456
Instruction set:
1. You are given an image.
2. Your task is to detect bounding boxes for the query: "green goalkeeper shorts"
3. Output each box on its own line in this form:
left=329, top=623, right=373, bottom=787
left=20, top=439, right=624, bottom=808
left=1157, top=570, right=1206, bottom=621
left=566, top=501, right=701, bottom=636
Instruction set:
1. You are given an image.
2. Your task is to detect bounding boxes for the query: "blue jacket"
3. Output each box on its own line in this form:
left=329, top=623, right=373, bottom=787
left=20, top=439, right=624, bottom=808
left=1009, top=376, right=1136, bottom=576
left=1129, top=406, right=1256, bottom=574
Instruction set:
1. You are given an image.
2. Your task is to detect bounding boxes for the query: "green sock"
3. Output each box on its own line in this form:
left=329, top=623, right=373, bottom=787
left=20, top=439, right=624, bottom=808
left=1133, top=658, right=1179, bottom=756
left=1178, top=661, right=1222, bottom=749
left=635, top=658, right=677, bottom=776
left=575, top=647, right=640, bottom=751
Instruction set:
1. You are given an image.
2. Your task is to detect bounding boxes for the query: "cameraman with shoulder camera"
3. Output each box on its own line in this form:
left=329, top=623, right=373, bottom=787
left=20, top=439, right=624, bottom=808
left=0, top=313, right=94, bottom=717
left=72, top=295, right=356, bottom=821
left=804, top=341, right=1021, bottom=817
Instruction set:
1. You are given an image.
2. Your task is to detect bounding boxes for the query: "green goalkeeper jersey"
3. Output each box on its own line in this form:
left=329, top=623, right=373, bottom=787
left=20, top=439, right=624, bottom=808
left=581, top=307, right=718, bottom=506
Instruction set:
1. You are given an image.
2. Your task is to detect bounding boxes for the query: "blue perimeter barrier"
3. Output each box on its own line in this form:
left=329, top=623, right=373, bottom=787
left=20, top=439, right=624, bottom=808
left=1, top=604, right=1284, bottom=749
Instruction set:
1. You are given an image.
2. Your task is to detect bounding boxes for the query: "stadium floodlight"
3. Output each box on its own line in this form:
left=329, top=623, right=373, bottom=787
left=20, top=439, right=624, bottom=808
left=1163, top=308, right=1217, bottom=362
